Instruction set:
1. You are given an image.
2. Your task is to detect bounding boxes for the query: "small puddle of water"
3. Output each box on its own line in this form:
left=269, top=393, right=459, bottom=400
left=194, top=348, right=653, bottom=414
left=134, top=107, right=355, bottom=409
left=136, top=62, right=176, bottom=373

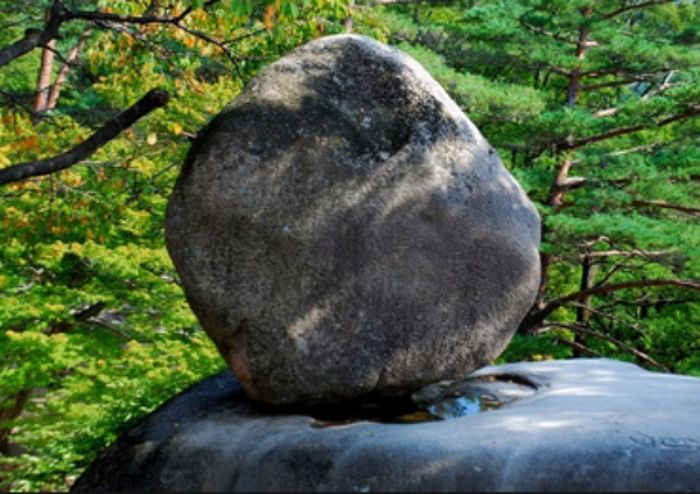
left=307, top=374, right=534, bottom=428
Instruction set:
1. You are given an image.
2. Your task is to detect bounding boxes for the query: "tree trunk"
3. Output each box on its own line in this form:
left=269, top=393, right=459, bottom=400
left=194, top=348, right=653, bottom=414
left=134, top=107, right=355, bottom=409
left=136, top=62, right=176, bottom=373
left=573, top=257, right=596, bottom=356
left=343, top=0, right=354, bottom=33
left=549, top=153, right=574, bottom=210
left=412, top=2, right=421, bottom=23
left=33, top=7, right=58, bottom=117
left=565, top=8, right=591, bottom=108
left=46, top=30, right=91, bottom=111
left=0, top=389, right=31, bottom=455
left=33, top=40, right=55, bottom=114
left=533, top=6, right=592, bottom=318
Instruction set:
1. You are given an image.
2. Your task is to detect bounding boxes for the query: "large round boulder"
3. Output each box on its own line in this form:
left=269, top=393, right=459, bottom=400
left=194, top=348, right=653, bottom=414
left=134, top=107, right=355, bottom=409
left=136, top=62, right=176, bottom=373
left=165, top=34, right=541, bottom=405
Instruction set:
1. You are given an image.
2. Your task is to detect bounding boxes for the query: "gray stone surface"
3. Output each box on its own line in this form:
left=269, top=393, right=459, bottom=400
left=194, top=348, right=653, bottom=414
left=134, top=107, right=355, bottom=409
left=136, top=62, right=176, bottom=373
left=165, top=34, right=541, bottom=405
left=72, top=359, right=700, bottom=492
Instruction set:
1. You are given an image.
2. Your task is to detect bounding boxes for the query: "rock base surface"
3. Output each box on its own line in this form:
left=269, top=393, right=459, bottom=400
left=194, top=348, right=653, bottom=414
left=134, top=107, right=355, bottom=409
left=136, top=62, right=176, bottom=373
left=72, top=359, right=700, bottom=492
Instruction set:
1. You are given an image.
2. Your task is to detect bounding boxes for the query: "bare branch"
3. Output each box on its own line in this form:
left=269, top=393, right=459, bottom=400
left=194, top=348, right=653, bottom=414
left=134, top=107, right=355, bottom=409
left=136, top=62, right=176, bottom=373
left=223, top=28, right=268, bottom=45
left=598, top=296, right=700, bottom=310
left=591, top=143, right=660, bottom=159
left=631, top=199, right=700, bottom=216
left=0, top=15, right=41, bottom=31
left=0, top=0, right=222, bottom=70
left=65, top=2, right=201, bottom=24
left=0, top=88, right=169, bottom=186
left=71, top=0, right=220, bottom=23
left=520, top=278, right=700, bottom=334
left=551, top=175, right=588, bottom=192
left=542, top=322, right=670, bottom=371
left=0, top=89, right=44, bottom=119
left=565, top=143, right=663, bottom=170
left=0, top=0, right=65, bottom=69
left=594, top=260, right=628, bottom=288
left=46, top=301, right=106, bottom=335
left=579, top=67, right=630, bottom=78
left=174, top=21, right=240, bottom=75
left=569, top=301, right=645, bottom=334
left=91, top=20, right=193, bottom=78
left=553, top=337, right=604, bottom=357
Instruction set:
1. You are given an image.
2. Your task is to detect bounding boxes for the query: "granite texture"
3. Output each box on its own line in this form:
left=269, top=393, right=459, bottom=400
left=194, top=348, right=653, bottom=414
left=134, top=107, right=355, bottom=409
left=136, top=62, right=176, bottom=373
left=165, top=34, right=541, bottom=404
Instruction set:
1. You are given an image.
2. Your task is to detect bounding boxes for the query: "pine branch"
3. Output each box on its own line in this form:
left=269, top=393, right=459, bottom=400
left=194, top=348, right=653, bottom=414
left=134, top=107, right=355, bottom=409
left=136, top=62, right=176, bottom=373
left=598, top=296, right=700, bottom=310
left=631, top=199, right=700, bottom=216
left=592, top=107, right=619, bottom=118
left=520, top=279, right=700, bottom=334
left=560, top=105, right=700, bottom=150
left=581, top=77, right=644, bottom=91
left=0, top=88, right=169, bottom=186
left=518, top=18, right=590, bottom=47
left=368, top=0, right=454, bottom=5
left=551, top=249, right=673, bottom=262
left=581, top=143, right=660, bottom=161
left=642, top=70, right=676, bottom=100
left=553, top=337, right=604, bottom=357
left=541, top=322, right=670, bottom=371
left=580, top=67, right=675, bottom=78
left=569, top=301, right=645, bottom=334
left=593, top=261, right=630, bottom=289
left=601, top=0, right=676, bottom=20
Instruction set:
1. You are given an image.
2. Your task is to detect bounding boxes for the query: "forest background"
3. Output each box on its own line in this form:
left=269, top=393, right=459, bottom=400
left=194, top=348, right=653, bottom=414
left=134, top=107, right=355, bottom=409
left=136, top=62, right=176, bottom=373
left=0, top=0, right=698, bottom=490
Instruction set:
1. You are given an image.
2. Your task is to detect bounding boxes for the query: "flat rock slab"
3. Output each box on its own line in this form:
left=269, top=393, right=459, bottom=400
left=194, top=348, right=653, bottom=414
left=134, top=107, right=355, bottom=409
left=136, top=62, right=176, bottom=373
left=73, top=359, right=700, bottom=492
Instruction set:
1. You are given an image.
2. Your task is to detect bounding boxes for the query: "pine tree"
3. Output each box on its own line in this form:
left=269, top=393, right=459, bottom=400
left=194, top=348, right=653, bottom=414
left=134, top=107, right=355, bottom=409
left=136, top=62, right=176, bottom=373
left=359, top=0, right=700, bottom=371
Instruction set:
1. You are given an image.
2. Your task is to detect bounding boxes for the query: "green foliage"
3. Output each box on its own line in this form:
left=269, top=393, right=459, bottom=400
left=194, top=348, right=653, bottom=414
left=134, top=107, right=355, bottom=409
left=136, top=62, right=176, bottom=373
left=1, top=0, right=699, bottom=490
left=364, top=0, right=700, bottom=373
left=0, top=0, right=347, bottom=490
left=394, top=42, right=546, bottom=125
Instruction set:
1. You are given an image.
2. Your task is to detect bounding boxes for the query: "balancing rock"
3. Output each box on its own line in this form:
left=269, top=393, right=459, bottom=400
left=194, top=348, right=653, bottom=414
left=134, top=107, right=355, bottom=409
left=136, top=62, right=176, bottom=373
left=165, top=34, right=541, bottom=405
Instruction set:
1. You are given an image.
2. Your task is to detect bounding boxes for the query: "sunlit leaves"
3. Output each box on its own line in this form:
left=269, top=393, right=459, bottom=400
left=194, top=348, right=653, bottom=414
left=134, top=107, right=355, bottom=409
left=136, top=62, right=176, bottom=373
left=0, top=0, right=350, bottom=490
